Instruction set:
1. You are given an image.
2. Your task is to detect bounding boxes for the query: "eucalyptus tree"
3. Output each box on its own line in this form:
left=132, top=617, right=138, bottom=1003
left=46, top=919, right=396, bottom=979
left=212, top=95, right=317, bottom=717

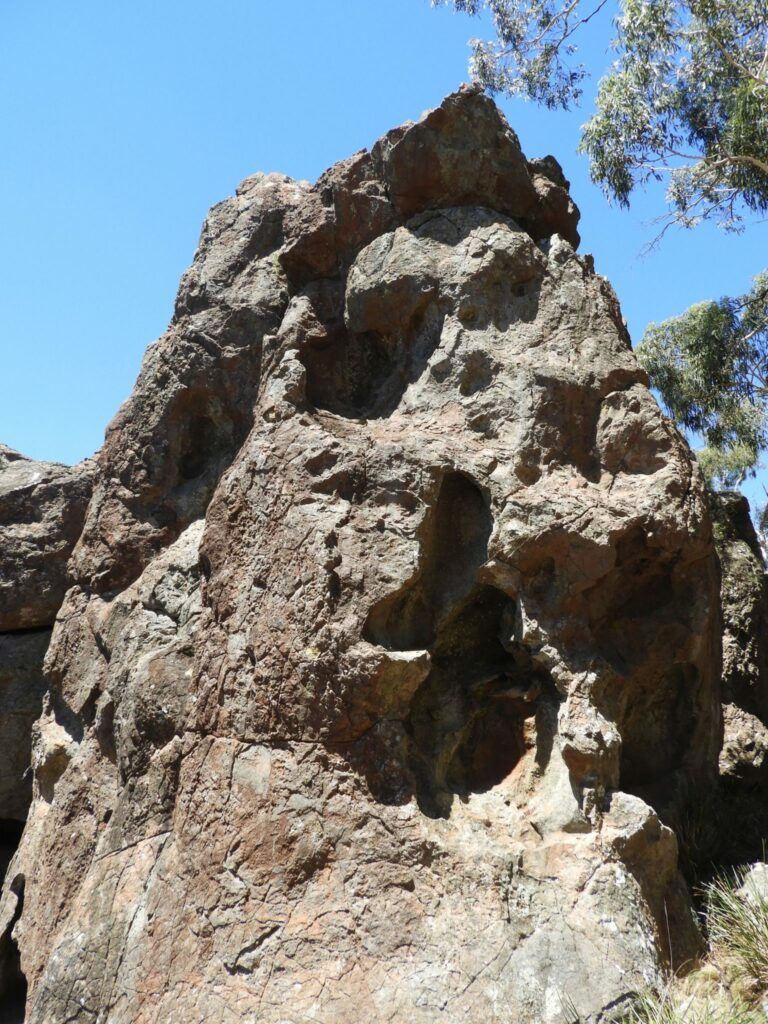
left=434, top=0, right=768, bottom=484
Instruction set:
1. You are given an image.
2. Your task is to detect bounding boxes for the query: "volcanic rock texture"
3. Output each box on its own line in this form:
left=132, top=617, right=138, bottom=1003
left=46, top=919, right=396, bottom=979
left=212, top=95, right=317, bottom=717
left=0, top=88, right=723, bottom=1023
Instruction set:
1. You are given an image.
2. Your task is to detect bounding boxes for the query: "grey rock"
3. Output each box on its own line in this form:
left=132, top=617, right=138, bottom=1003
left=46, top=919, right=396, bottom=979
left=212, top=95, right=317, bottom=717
left=0, top=449, right=93, bottom=631
left=1, top=90, right=721, bottom=1024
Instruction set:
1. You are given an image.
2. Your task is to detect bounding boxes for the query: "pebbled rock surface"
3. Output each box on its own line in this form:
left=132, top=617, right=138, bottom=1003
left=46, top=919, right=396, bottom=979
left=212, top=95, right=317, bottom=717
left=0, top=88, right=722, bottom=1023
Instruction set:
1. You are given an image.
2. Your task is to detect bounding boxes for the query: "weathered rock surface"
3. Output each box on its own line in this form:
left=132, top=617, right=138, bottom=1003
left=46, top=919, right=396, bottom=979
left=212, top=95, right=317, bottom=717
left=712, top=492, right=768, bottom=784
left=0, top=88, right=723, bottom=1023
left=0, top=448, right=93, bottom=834
left=0, top=446, right=93, bottom=632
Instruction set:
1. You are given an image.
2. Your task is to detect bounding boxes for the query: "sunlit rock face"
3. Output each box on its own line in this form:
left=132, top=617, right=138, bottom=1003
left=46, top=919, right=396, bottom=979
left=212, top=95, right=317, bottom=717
left=0, top=87, right=722, bottom=1024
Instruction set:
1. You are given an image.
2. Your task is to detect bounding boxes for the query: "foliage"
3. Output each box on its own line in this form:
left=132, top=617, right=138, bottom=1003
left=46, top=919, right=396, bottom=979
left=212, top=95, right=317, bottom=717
left=582, top=0, right=768, bottom=232
left=435, top=0, right=768, bottom=478
left=433, top=0, right=768, bottom=231
left=636, top=273, right=768, bottom=485
left=431, top=0, right=611, bottom=108
left=703, top=867, right=768, bottom=995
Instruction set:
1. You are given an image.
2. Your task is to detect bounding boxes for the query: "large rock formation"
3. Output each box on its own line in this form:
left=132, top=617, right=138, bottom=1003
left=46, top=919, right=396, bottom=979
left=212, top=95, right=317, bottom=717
left=0, top=88, right=723, bottom=1023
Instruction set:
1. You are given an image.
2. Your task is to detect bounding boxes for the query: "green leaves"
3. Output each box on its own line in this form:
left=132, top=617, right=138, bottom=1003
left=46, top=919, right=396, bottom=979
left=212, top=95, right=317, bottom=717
left=432, top=0, right=601, bottom=108
left=437, top=0, right=768, bottom=230
left=582, top=1, right=768, bottom=229
left=636, top=274, right=768, bottom=483
left=437, top=0, right=768, bottom=481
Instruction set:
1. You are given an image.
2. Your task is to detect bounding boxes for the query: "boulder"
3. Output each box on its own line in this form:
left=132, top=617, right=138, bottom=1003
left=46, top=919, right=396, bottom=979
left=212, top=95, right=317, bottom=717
left=1, top=89, right=721, bottom=1024
left=711, top=492, right=768, bottom=784
left=0, top=446, right=93, bottom=631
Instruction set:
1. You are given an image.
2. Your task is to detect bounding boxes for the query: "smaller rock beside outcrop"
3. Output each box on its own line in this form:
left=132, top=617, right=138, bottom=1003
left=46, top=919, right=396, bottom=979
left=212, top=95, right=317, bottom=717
left=711, top=492, right=768, bottom=783
left=0, top=447, right=93, bottom=828
left=738, top=862, right=768, bottom=904
left=0, top=447, right=94, bottom=632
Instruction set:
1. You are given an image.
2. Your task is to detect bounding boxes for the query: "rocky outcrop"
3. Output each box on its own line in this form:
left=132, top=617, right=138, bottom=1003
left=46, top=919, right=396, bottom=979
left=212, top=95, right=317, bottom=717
left=0, top=88, right=722, bottom=1023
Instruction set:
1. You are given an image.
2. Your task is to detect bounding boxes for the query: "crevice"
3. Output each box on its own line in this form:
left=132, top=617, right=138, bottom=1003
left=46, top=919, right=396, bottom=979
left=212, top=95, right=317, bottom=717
left=619, top=663, right=699, bottom=792
left=0, top=870, right=26, bottom=1023
left=0, top=626, right=52, bottom=641
left=586, top=526, right=700, bottom=800
left=364, top=471, right=493, bottom=650
left=0, top=823, right=23, bottom=889
left=405, top=585, right=543, bottom=817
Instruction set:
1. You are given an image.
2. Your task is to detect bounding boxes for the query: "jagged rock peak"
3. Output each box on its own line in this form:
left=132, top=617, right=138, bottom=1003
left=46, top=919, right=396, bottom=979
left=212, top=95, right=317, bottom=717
left=0, top=92, right=721, bottom=1024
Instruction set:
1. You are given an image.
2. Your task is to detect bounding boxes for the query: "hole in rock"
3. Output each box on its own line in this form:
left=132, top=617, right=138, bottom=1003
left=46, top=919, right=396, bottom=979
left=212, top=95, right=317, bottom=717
left=0, top=865, right=26, bottom=1023
left=406, top=586, right=543, bottom=817
left=0, top=822, right=23, bottom=889
left=178, top=414, right=221, bottom=481
left=459, top=350, right=495, bottom=397
left=361, top=471, right=545, bottom=815
left=619, top=664, right=698, bottom=792
left=364, top=472, right=493, bottom=650
left=164, top=389, right=245, bottom=500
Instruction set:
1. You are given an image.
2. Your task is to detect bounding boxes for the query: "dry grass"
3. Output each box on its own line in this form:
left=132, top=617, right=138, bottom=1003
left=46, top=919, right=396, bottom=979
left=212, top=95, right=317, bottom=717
left=618, top=982, right=764, bottom=1023
left=703, top=867, right=768, bottom=998
left=557, top=864, right=768, bottom=1023
left=616, top=866, right=768, bottom=1024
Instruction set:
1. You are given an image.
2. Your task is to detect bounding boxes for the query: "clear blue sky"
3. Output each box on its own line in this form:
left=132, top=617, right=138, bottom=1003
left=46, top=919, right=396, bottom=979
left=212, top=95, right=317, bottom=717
left=0, top=0, right=764, bottom=500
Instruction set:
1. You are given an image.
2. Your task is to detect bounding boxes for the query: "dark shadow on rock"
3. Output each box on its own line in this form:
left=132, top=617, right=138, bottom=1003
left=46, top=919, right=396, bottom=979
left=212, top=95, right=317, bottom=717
left=301, top=308, right=445, bottom=419
left=0, top=871, right=26, bottom=1023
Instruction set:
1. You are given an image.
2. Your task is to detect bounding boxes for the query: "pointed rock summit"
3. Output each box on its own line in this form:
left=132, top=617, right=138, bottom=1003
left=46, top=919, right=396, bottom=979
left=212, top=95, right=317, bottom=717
left=0, top=90, right=721, bottom=1023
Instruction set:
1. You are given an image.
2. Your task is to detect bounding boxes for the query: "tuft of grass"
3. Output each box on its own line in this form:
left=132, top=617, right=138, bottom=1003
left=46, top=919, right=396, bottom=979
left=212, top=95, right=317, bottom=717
left=617, top=984, right=764, bottom=1023
left=703, top=868, right=768, bottom=997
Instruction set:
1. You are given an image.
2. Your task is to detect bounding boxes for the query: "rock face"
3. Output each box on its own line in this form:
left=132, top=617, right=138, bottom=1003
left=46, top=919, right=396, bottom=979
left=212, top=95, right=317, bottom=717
left=0, top=88, right=723, bottom=1023
left=0, top=447, right=93, bottom=1016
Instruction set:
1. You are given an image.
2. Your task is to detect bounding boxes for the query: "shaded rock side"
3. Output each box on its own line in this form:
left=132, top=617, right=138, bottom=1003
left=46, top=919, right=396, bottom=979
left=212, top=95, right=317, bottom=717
left=0, top=447, right=94, bottom=1013
left=0, top=632, right=49, bottom=824
left=1, top=88, right=721, bottom=1024
left=0, top=448, right=93, bottom=829
left=711, top=491, right=768, bottom=784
